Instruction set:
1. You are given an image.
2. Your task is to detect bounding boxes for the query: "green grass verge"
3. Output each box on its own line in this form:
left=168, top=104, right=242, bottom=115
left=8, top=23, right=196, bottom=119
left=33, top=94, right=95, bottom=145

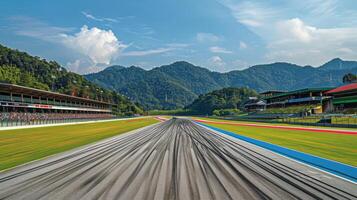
left=156, top=115, right=173, bottom=120
left=278, top=116, right=357, bottom=125
left=0, top=118, right=158, bottom=171
left=331, top=117, right=357, bottom=125
left=197, top=118, right=357, bottom=166
left=197, top=117, right=357, bottom=130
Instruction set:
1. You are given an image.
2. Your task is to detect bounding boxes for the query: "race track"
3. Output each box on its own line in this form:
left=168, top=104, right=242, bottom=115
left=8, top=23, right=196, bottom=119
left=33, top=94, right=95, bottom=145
left=0, top=118, right=356, bottom=200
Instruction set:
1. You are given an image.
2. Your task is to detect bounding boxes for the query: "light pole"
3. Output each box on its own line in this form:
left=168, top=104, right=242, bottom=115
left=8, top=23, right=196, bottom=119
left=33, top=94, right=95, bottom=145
left=85, top=85, right=89, bottom=98
left=51, top=75, right=56, bottom=91
left=72, top=80, right=77, bottom=96
left=320, top=92, right=323, bottom=113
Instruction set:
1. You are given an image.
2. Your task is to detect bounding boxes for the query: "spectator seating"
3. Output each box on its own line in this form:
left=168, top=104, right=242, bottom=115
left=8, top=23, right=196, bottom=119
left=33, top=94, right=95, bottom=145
left=0, top=112, right=114, bottom=125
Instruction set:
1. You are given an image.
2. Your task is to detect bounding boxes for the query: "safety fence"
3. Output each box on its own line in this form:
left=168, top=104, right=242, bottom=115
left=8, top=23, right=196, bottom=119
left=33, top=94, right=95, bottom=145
left=0, top=112, right=116, bottom=127
left=0, top=118, right=116, bottom=127
left=211, top=114, right=357, bottom=128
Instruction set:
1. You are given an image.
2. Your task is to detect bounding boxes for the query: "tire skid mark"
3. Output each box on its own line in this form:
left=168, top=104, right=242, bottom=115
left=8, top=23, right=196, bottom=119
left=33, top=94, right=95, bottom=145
left=0, top=119, right=356, bottom=200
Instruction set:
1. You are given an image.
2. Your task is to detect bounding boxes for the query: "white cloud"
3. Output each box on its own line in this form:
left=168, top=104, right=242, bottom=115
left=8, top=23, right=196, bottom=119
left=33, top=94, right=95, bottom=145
left=82, top=11, right=118, bottom=23
left=209, top=46, right=232, bottom=54
left=9, top=17, right=119, bottom=74
left=220, top=0, right=357, bottom=66
left=9, top=16, right=74, bottom=42
left=232, top=59, right=250, bottom=70
left=62, top=25, right=127, bottom=65
left=196, top=32, right=221, bottom=43
left=277, top=18, right=314, bottom=43
left=220, top=1, right=278, bottom=28
left=209, top=56, right=226, bottom=67
left=66, top=59, right=104, bottom=74
left=134, top=61, right=151, bottom=68
left=267, top=19, right=357, bottom=65
left=122, top=48, right=174, bottom=56
left=239, top=41, right=247, bottom=49
left=337, top=47, right=353, bottom=54
left=165, top=43, right=191, bottom=48
left=66, top=59, right=81, bottom=72
left=303, top=0, right=338, bottom=17
left=8, top=17, right=120, bottom=73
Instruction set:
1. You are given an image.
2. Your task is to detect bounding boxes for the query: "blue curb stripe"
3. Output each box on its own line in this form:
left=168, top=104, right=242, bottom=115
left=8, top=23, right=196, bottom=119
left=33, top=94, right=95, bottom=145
left=196, top=122, right=357, bottom=182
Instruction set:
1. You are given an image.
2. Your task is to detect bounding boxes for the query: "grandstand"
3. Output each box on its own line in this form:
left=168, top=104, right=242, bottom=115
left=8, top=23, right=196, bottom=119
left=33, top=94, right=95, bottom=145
left=244, top=100, right=266, bottom=112
left=0, top=83, right=115, bottom=126
left=244, top=91, right=285, bottom=112
left=325, top=83, right=357, bottom=114
left=259, top=90, right=285, bottom=98
left=242, top=88, right=333, bottom=117
left=261, top=104, right=321, bottom=115
left=263, top=88, right=332, bottom=112
left=239, top=86, right=356, bottom=126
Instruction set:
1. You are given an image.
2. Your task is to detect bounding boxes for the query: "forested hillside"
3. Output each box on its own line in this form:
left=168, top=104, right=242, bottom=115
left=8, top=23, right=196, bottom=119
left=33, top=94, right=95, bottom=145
left=186, top=87, right=258, bottom=115
left=86, top=59, right=357, bottom=110
left=86, top=64, right=197, bottom=110
left=0, top=44, right=142, bottom=116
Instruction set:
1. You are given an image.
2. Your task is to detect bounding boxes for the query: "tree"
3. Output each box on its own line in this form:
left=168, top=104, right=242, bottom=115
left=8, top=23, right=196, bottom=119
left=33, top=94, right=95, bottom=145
left=343, top=73, right=357, bottom=83
left=186, top=87, right=258, bottom=115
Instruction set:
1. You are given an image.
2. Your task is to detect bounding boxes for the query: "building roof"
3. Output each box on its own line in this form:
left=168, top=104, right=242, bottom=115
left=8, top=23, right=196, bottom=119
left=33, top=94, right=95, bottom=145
left=325, top=83, right=357, bottom=94
left=0, top=83, right=113, bottom=105
left=259, top=90, right=285, bottom=95
left=244, top=100, right=266, bottom=107
left=264, top=87, right=333, bottom=100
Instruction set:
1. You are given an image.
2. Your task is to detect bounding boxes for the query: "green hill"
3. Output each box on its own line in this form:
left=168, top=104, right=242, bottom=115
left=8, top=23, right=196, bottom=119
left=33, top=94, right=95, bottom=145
left=0, top=44, right=142, bottom=116
left=186, top=87, right=258, bottom=115
left=86, top=64, right=197, bottom=110
left=86, top=59, right=357, bottom=110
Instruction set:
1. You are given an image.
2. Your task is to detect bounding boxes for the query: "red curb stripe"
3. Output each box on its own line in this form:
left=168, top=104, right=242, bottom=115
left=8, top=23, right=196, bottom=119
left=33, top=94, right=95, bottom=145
left=155, top=117, right=168, bottom=122
left=194, top=119, right=357, bottom=135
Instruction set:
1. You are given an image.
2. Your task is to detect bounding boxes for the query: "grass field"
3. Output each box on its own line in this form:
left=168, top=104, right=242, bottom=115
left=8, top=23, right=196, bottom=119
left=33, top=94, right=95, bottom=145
left=332, top=117, right=357, bottom=125
left=278, top=116, right=357, bottom=125
left=0, top=117, right=158, bottom=171
left=156, top=115, right=173, bottom=120
left=195, top=117, right=357, bottom=166
left=201, top=117, right=357, bottom=130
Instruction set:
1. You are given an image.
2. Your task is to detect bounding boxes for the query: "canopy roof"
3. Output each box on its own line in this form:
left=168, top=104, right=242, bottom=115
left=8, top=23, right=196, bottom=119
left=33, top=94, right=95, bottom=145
left=325, top=83, right=357, bottom=95
left=259, top=90, right=285, bottom=95
left=0, top=83, right=113, bottom=105
left=264, top=88, right=333, bottom=100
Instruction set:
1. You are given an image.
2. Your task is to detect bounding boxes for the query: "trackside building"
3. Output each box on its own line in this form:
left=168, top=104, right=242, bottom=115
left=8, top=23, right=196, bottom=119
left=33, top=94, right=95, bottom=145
left=0, top=83, right=114, bottom=124
left=259, top=90, right=285, bottom=98
left=263, top=88, right=332, bottom=110
left=325, top=83, right=357, bottom=113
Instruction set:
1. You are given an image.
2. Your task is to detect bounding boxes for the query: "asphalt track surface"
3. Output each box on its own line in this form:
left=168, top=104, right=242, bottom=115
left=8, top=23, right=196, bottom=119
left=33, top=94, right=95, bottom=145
left=0, top=119, right=356, bottom=200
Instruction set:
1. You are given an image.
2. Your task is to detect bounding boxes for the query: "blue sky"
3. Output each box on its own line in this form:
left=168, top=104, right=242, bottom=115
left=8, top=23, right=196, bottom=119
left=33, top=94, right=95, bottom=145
left=1, top=0, right=357, bottom=74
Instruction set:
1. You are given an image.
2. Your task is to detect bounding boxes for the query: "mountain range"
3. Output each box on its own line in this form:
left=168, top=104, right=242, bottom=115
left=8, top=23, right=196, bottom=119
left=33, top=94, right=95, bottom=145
left=85, top=58, right=357, bottom=110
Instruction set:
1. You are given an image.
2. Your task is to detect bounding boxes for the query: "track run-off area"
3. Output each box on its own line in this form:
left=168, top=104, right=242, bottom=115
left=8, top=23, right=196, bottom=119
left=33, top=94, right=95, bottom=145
left=0, top=118, right=356, bottom=200
left=194, top=118, right=357, bottom=135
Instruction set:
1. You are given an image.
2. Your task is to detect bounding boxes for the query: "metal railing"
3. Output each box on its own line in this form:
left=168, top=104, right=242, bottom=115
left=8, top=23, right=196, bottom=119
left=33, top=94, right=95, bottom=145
left=0, top=117, right=116, bottom=127
left=212, top=114, right=357, bottom=128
